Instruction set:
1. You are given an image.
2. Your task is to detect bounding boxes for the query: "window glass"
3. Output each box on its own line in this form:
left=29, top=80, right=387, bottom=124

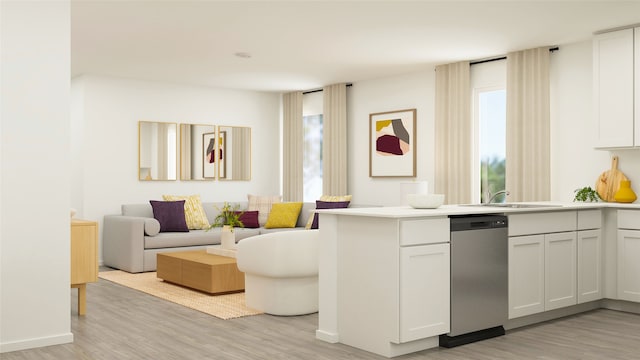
left=471, top=60, right=506, bottom=203
left=478, top=89, right=506, bottom=203
left=303, top=114, right=323, bottom=201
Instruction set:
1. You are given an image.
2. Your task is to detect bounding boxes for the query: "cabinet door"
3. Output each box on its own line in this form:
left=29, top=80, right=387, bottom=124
left=593, top=28, right=635, bottom=148
left=399, top=243, right=450, bottom=343
left=71, top=221, right=98, bottom=284
left=509, top=235, right=545, bottom=319
left=545, top=232, right=577, bottom=310
left=577, top=229, right=602, bottom=303
left=618, top=229, right=640, bottom=302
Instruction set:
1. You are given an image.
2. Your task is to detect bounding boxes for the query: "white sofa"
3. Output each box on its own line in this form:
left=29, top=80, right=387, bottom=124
left=236, top=229, right=319, bottom=316
left=103, top=202, right=316, bottom=273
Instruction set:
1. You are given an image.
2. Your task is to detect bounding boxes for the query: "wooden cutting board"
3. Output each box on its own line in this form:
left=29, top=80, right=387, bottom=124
left=596, top=156, right=628, bottom=202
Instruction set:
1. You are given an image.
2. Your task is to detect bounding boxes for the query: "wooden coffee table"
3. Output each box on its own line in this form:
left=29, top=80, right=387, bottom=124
left=156, top=250, right=244, bottom=294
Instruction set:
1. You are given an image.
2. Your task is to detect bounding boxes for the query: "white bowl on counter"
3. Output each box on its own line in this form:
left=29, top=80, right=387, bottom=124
left=406, top=193, right=445, bottom=209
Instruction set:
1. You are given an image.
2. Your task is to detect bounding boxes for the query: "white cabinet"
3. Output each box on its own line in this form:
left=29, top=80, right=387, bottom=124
left=509, top=234, right=545, bottom=318
left=593, top=27, right=640, bottom=148
left=617, top=229, right=640, bottom=302
left=577, top=229, right=603, bottom=303
left=545, top=232, right=577, bottom=310
left=399, top=243, right=450, bottom=342
left=333, top=216, right=450, bottom=357
left=617, top=210, right=640, bottom=302
left=508, top=231, right=577, bottom=318
left=508, top=211, right=579, bottom=319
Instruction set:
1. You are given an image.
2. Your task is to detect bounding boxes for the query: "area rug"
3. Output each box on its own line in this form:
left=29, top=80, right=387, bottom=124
left=98, top=270, right=262, bottom=320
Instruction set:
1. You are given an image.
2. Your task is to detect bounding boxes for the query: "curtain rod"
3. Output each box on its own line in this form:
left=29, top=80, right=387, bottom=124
left=303, top=83, right=352, bottom=95
left=470, top=47, right=559, bottom=66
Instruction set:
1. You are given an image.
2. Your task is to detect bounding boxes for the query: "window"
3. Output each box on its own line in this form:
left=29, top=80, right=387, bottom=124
left=303, top=114, right=323, bottom=202
left=477, top=89, right=506, bottom=203
left=471, top=60, right=506, bottom=203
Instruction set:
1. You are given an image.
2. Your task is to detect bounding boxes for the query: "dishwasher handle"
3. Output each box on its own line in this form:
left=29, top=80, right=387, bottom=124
left=450, top=215, right=508, bottom=231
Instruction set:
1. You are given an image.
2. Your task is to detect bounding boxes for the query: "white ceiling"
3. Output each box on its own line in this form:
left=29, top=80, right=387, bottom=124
left=71, top=1, right=640, bottom=93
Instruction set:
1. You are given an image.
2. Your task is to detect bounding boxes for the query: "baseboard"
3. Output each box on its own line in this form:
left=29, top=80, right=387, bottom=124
left=601, top=299, right=640, bottom=314
left=315, top=329, right=339, bottom=343
left=0, top=332, right=73, bottom=353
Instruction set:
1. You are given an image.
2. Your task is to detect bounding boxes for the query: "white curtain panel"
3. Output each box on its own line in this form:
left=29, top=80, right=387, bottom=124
left=506, top=47, right=551, bottom=202
left=283, top=91, right=303, bottom=201
left=434, top=61, right=471, bottom=204
left=323, top=83, right=348, bottom=196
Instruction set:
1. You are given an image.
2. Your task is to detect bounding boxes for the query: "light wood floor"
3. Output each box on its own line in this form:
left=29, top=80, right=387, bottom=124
left=4, top=273, right=640, bottom=359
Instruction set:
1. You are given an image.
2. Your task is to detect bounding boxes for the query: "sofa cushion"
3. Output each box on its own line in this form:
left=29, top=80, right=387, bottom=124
left=247, top=194, right=282, bottom=226
left=311, top=200, right=350, bottom=229
left=236, top=210, right=260, bottom=228
left=144, top=229, right=218, bottom=249
left=265, top=202, right=303, bottom=229
left=162, top=194, right=210, bottom=230
left=150, top=200, right=189, bottom=233
left=144, top=218, right=161, bottom=236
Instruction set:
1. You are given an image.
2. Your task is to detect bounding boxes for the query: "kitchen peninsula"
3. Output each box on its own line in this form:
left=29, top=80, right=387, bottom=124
left=315, top=202, right=640, bottom=358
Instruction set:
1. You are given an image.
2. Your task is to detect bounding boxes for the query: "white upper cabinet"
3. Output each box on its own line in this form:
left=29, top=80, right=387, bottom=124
left=593, top=27, right=637, bottom=149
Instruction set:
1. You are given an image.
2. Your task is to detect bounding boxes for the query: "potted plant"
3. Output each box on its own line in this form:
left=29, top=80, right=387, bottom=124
left=573, top=186, right=601, bottom=202
left=209, top=202, right=244, bottom=249
left=210, top=202, right=244, bottom=230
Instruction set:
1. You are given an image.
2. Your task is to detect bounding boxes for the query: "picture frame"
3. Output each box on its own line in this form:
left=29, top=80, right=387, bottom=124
left=218, top=130, right=227, bottom=179
left=369, top=109, right=416, bottom=177
left=202, top=132, right=217, bottom=178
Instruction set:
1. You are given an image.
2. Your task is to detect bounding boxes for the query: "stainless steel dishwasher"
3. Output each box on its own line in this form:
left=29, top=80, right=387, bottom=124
left=440, top=214, right=508, bottom=348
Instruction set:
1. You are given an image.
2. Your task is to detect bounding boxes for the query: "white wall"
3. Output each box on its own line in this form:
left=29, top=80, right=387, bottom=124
left=346, top=40, right=640, bottom=206
left=347, top=70, right=436, bottom=206
left=71, top=76, right=281, bottom=263
left=1, top=1, right=73, bottom=352
left=550, top=40, right=617, bottom=201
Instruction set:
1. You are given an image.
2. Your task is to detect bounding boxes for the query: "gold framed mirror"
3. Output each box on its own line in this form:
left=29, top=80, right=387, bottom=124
left=179, top=123, right=217, bottom=181
left=217, top=126, right=251, bottom=181
left=138, top=121, right=178, bottom=181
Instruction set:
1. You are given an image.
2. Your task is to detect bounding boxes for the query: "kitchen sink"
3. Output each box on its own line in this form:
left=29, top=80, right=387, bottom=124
left=462, top=203, right=564, bottom=209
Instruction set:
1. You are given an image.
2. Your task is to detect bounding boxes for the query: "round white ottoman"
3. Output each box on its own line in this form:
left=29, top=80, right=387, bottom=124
left=236, top=230, right=319, bottom=316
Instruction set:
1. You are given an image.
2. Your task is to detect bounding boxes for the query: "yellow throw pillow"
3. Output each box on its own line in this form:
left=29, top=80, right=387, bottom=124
left=265, top=202, right=303, bottom=229
left=320, top=194, right=353, bottom=202
left=162, top=194, right=210, bottom=230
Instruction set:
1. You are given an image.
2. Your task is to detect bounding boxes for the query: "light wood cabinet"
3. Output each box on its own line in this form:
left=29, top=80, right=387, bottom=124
left=593, top=27, right=640, bottom=148
left=71, top=219, right=98, bottom=315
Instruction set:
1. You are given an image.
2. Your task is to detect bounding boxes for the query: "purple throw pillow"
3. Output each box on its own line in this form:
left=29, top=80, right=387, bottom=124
left=149, top=200, right=189, bottom=232
left=312, top=200, right=350, bottom=229
left=234, top=210, right=260, bottom=228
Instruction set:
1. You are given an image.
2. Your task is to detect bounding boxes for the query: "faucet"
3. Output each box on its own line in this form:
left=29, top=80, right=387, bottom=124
left=486, top=190, right=510, bottom=204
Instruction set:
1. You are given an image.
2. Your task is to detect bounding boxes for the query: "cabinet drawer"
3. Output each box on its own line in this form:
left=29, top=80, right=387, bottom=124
left=578, top=210, right=602, bottom=230
left=508, top=211, right=576, bottom=236
left=618, top=210, right=640, bottom=230
left=400, top=218, right=449, bottom=246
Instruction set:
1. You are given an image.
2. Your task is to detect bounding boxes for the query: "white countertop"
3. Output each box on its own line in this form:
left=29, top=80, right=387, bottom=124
left=318, top=201, right=640, bottom=218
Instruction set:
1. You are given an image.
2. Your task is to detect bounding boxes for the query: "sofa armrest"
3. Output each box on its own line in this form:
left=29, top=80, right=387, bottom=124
left=103, top=215, right=147, bottom=273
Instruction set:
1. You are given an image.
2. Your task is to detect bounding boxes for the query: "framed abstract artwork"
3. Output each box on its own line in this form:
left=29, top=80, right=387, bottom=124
left=203, top=132, right=217, bottom=178
left=369, top=109, right=416, bottom=177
